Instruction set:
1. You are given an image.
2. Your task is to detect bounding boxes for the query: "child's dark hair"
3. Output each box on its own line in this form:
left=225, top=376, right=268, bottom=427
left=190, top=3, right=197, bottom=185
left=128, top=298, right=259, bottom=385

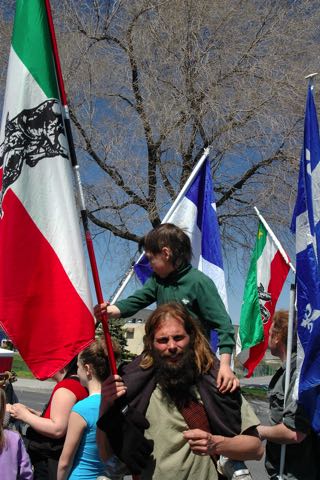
left=139, top=223, right=192, bottom=268
left=78, top=338, right=120, bottom=383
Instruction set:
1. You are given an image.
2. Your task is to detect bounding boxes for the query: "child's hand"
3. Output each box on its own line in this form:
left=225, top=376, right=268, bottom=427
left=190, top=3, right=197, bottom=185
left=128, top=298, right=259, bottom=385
left=217, top=364, right=239, bottom=393
left=93, top=302, right=120, bottom=322
left=93, top=301, right=110, bottom=322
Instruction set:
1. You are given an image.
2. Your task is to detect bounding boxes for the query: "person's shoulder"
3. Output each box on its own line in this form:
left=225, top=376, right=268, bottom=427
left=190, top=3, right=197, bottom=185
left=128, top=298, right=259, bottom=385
left=146, top=273, right=159, bottom=285
left=4, top=429, right=21, bottom=445
left=72, top=394, right=90, bottom=412
left=119, top=354, right=144, bottom=375
left=72, top=394, right=100, bottom=420
left=56, top=377, right=88, bottom=399
left=189, top=267, right=215, bottom=284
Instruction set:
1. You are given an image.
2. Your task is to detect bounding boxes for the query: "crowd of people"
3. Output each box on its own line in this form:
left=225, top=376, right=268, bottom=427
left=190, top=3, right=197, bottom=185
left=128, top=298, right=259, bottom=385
left=0, top=223, right=318, bottom=479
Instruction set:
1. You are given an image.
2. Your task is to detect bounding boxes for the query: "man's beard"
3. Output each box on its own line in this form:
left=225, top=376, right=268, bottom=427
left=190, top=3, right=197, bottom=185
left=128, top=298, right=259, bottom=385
left=153, top=347, right=199, bottom=409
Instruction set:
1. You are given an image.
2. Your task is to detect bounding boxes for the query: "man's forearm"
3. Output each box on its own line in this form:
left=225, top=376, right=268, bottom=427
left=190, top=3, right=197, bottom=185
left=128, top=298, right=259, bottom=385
left=214, top=434, right=264, bottom=460
left=257, top=423, right=306, bottom=444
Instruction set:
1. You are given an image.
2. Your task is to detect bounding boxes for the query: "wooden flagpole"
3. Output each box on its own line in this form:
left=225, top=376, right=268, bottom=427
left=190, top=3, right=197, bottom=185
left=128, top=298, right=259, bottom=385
left=44, top=0, right=117, bottom=375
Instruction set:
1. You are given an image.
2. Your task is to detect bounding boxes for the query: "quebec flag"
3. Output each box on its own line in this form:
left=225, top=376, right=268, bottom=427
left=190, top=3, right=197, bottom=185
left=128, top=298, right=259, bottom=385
left=134, top=157, right=228, bottom=350
left=291, top=83, right=320, bottom=434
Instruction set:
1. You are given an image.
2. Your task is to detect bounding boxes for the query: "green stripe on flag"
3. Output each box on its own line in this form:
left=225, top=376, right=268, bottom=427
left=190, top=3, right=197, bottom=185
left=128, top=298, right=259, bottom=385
left=12, top=0, right=58, bottom=99
left=239, top=222, right=267, bottom=349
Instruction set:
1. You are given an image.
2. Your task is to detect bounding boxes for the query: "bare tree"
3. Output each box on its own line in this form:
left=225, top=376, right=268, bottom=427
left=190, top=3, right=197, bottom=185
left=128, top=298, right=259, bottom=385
left=2, top=1, right=320, bottom=272
left=0, top=2, right=13, bottom=102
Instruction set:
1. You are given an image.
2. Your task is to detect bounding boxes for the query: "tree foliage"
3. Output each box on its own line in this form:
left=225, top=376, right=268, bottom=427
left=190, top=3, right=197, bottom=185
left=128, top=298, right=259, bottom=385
left=96, top=317, right=134, bottom=362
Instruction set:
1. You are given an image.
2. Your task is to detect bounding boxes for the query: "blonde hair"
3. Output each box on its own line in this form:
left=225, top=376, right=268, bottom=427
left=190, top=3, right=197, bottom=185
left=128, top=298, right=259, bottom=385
left=271, top=310, right=289, bottom=344
left=0, top=389, right=6, bottom=451
left=140, top=302, right=215, bottom=374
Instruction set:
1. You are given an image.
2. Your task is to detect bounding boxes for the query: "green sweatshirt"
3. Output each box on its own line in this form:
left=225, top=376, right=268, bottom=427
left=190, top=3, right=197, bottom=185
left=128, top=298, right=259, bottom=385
left=115, top=264, right=235, bottom=354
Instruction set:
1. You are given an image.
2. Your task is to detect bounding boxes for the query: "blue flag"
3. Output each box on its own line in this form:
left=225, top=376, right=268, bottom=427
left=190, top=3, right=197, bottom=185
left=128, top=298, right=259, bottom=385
left=291, top=83, right=320, bottom=433
left=134, top=158, right=228, bottom=350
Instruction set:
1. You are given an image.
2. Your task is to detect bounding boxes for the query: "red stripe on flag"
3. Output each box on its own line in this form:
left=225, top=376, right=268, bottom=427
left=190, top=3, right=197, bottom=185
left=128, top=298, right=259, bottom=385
left=0, top=191, right=95, bottom=379
left=244, top=249, right=290, bottom=377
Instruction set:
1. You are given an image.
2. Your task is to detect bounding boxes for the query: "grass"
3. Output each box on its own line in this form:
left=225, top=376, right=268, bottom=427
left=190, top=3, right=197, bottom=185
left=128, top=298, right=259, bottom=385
left=12, top=353, right=34, bottom=378
left=242, top=385, right=268, bottom=400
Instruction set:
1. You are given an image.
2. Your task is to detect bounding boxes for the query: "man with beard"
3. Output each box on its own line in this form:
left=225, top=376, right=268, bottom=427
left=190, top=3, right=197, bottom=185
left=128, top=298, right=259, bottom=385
left=97, top=303, right=263, bottom=480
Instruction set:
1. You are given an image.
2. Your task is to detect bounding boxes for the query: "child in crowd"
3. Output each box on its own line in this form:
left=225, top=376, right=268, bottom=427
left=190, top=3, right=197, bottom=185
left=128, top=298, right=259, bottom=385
left=10, top=357, right=88, bottom=479
left=95, top=223, right=238, bottom=393
left=0, top=388, right=33, bottom=480
left=57, top=338, right=121, bottom=480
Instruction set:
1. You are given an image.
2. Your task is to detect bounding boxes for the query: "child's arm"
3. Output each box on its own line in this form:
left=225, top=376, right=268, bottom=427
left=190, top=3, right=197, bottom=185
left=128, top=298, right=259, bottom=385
left=94, top=277, right=157, bottom=321
left=94, top=303, right=121, bottom=321
left=57, top=411, right=86, bottom=480
left=196, top=276, right=239, bottom=392
left=218, top=353, right=239, bottom=393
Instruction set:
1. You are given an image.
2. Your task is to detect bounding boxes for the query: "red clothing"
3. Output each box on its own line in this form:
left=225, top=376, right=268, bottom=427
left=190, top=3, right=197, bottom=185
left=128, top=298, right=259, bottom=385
left=43, top=377, right=87, bottom=419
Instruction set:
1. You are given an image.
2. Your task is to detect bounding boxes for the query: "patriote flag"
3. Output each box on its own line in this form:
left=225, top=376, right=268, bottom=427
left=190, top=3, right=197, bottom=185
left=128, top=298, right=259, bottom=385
left=0, top=0, right=95, bottom=379
left=291, top=82, right=320, bottom=433
left=134, top=156, right=228, bottom=310
left=237, top=217, right=290, bottom=377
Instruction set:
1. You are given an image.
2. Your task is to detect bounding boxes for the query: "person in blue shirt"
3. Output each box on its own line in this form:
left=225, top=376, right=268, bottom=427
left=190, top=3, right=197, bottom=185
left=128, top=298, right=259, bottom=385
left=57, top=338, right=120, bottom=480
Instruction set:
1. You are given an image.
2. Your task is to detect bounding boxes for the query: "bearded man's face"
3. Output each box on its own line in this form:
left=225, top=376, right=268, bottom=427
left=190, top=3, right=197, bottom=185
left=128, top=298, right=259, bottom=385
left=152, top=315, right=198, bottom=408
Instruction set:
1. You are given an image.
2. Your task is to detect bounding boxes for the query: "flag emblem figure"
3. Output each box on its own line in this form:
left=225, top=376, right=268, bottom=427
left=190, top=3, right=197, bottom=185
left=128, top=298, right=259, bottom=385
left=0, top=0, right=94, bottom=379
left=291, top=82, right=320, bottom=433
left=0, top=99, right=68, bottom=216
left=237, top=219, right=290, bottom=377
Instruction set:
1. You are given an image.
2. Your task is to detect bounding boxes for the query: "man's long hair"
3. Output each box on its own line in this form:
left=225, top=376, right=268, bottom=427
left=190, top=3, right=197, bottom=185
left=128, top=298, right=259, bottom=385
left=140, top=302, right=215, bottom=373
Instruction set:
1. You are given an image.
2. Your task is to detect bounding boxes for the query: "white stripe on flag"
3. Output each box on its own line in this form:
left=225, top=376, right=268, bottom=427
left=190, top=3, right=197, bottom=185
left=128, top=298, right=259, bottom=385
left=0, top=48, right=46, bottom=132
left=1, top=49, right=92, bottom=310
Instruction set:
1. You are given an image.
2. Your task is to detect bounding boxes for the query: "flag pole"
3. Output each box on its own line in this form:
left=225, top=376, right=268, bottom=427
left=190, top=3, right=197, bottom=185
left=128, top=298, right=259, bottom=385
left=305, top=72, right=318, bottom=84
left=162, top=147, right=210, bottom=222
left=44, top=0, right=117, bottom=375
left=111, top=147, right=211, bottom=303
left=254, top=207, right=295, bottom=273
left=278, top=283, right=296, bottom=479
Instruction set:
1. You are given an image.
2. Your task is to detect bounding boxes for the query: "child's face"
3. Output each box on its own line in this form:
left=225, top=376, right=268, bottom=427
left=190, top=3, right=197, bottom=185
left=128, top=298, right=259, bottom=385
left=146, top=247, right=175, bottom=278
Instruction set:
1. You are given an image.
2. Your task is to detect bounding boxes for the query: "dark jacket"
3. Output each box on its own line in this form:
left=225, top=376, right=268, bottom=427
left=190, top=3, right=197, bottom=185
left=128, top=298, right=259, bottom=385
left=100, top=354, right=242, bottom=437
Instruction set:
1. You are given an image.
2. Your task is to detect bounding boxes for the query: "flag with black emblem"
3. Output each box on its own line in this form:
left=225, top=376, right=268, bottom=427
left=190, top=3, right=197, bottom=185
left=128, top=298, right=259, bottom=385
left=0, top=0, right=94, bottom=379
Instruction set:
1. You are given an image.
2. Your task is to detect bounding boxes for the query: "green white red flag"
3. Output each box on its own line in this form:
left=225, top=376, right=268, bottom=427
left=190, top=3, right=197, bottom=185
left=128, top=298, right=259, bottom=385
left=0, top=0, right=95, bottom=379
left=237, top=220, right=290, bottom=377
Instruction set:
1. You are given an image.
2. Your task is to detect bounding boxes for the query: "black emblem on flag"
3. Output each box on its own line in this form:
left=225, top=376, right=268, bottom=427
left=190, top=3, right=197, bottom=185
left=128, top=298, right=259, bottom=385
left=0, top=99, right=68, bottom=216
left=257, top=282, right=272, bottom=324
